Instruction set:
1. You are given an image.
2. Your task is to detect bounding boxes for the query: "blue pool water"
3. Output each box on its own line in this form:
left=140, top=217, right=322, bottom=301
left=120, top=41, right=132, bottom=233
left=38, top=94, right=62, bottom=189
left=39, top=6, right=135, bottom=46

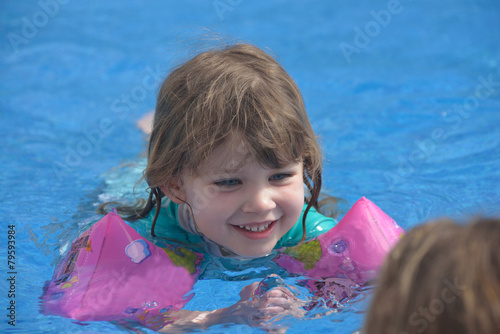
left=1, top=0, right=499, bottom=333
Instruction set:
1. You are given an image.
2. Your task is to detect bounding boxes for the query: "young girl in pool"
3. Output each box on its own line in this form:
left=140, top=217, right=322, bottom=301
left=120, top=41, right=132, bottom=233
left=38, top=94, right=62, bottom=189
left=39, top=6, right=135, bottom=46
left=100, top=42, right=339, bottom=329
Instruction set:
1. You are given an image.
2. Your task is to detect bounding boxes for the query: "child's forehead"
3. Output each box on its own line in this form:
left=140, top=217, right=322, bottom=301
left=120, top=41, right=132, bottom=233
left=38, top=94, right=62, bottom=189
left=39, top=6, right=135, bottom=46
left=200, top=138, right=252, bottom=174
left=190, top=131, right=302, bottom=177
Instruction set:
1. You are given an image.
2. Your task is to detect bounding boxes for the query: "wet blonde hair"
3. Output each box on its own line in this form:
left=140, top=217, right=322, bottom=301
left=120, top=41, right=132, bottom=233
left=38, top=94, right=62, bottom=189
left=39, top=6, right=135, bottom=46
left=364, top=217, right=500, bottom=334
left=100, top=43, right=339, bottom=239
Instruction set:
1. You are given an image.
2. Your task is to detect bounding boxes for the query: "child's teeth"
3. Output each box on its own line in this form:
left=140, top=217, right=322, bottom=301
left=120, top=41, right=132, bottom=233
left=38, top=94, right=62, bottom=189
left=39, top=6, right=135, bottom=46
left=239, top=222, right=271, bottom=232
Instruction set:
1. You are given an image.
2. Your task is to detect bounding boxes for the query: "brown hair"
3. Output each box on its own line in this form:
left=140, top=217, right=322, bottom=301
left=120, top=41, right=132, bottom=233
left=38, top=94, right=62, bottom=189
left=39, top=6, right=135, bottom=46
left=363, top=217, right=500, bottom=334
left=99, top=43, right=339, bottom=240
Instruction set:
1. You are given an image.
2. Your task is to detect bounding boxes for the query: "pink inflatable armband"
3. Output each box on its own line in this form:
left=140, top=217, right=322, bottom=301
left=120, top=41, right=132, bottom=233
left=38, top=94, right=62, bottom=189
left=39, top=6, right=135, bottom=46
left=275, top=197, right=404, bottom=285
left=41, top=210, right=203, bottom=330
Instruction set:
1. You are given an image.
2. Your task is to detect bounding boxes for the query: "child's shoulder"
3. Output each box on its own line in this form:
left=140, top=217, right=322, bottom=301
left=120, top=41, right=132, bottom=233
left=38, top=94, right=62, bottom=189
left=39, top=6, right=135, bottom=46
left=141, top=201, right=204, bottom=247
left=276, top=203, right=337, bottom=249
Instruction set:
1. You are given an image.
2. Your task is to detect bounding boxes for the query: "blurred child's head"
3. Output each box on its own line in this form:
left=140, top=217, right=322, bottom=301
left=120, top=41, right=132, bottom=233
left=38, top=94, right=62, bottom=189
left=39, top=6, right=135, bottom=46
left=364, top=217, right=500, bottom=334
left=144, top=43, right=323, bottom=256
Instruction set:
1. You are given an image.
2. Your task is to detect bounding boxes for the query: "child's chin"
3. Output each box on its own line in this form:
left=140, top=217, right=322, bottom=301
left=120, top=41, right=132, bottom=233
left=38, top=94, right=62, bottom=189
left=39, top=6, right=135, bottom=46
left=234, top=248, right=273, bottom=259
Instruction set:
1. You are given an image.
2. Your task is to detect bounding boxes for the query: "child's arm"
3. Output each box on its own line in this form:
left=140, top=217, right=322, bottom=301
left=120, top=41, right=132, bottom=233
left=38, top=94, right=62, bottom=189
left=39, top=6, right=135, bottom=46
left=159, top=281, right=305, bottom=332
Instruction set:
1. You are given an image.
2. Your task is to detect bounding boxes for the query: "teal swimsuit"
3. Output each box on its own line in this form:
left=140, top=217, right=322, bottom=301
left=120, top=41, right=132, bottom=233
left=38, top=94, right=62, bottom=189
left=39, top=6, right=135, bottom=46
left=141, top=201, right=337, bottom=256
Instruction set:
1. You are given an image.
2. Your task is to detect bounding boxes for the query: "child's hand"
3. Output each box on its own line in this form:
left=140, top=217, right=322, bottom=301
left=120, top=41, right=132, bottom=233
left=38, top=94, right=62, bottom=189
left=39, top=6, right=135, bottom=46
left=223, top=275, right=306, bottom=325
left=159, top=275, right=305, bottom=333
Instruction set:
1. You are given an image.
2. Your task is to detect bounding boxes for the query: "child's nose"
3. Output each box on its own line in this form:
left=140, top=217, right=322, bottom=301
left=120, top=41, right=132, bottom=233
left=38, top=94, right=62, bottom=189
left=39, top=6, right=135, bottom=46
left=241, top=187, right=276, bottom=213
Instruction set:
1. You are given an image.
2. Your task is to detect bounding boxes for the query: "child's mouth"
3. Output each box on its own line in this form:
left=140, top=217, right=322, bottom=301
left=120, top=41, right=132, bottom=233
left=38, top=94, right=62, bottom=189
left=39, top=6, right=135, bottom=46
left=237, top=221, right=273, bottom=232
left=233, top=220, right=277, bottom=239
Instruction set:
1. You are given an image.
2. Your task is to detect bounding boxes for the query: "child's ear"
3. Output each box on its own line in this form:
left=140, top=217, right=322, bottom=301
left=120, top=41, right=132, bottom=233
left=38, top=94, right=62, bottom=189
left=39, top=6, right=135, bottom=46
left=160, top=177, right=186, bottom=204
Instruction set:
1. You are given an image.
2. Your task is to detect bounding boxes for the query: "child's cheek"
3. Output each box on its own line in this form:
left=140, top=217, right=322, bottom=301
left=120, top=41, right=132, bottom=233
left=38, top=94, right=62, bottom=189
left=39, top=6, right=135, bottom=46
left=188, top=185, right=221, bottom=213
left=282, top=184, right=305, bottom=222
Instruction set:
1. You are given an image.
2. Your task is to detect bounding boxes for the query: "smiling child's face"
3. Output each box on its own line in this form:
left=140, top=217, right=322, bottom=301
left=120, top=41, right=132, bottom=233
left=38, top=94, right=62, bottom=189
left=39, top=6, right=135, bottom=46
left=167, top=135, right=305, bottom=258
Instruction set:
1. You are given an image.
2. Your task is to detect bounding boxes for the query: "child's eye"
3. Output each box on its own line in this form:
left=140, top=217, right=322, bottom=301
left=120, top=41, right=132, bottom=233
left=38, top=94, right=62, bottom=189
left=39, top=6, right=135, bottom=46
left=269, top=173, right=292, bottom=182
left=214, top=179, right=241, bottom=187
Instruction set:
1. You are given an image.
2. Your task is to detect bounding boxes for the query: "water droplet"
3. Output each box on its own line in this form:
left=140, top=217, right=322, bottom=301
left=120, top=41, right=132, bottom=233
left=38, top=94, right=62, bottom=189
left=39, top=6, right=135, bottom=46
left=142, top=301, right=158, bottom=309
left=330, top=240, right=348, bottom=253
left=254, top=274, right=287, bottom=296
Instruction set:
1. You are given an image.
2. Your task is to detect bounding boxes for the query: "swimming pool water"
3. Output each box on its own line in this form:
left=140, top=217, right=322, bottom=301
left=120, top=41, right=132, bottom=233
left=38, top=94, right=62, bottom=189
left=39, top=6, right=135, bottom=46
left=1, top=0, right=499, bottom=333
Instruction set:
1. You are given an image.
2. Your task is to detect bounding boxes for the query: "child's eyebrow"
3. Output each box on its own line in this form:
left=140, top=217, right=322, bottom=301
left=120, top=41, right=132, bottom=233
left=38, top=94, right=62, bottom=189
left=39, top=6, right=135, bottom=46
left=216, top=163, right=245, bottom=176
left=223, top=160, right=247, bottom=173
left=201, top=160, right=244, bottom=176
left=211, top=151, right=252, bottom=174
